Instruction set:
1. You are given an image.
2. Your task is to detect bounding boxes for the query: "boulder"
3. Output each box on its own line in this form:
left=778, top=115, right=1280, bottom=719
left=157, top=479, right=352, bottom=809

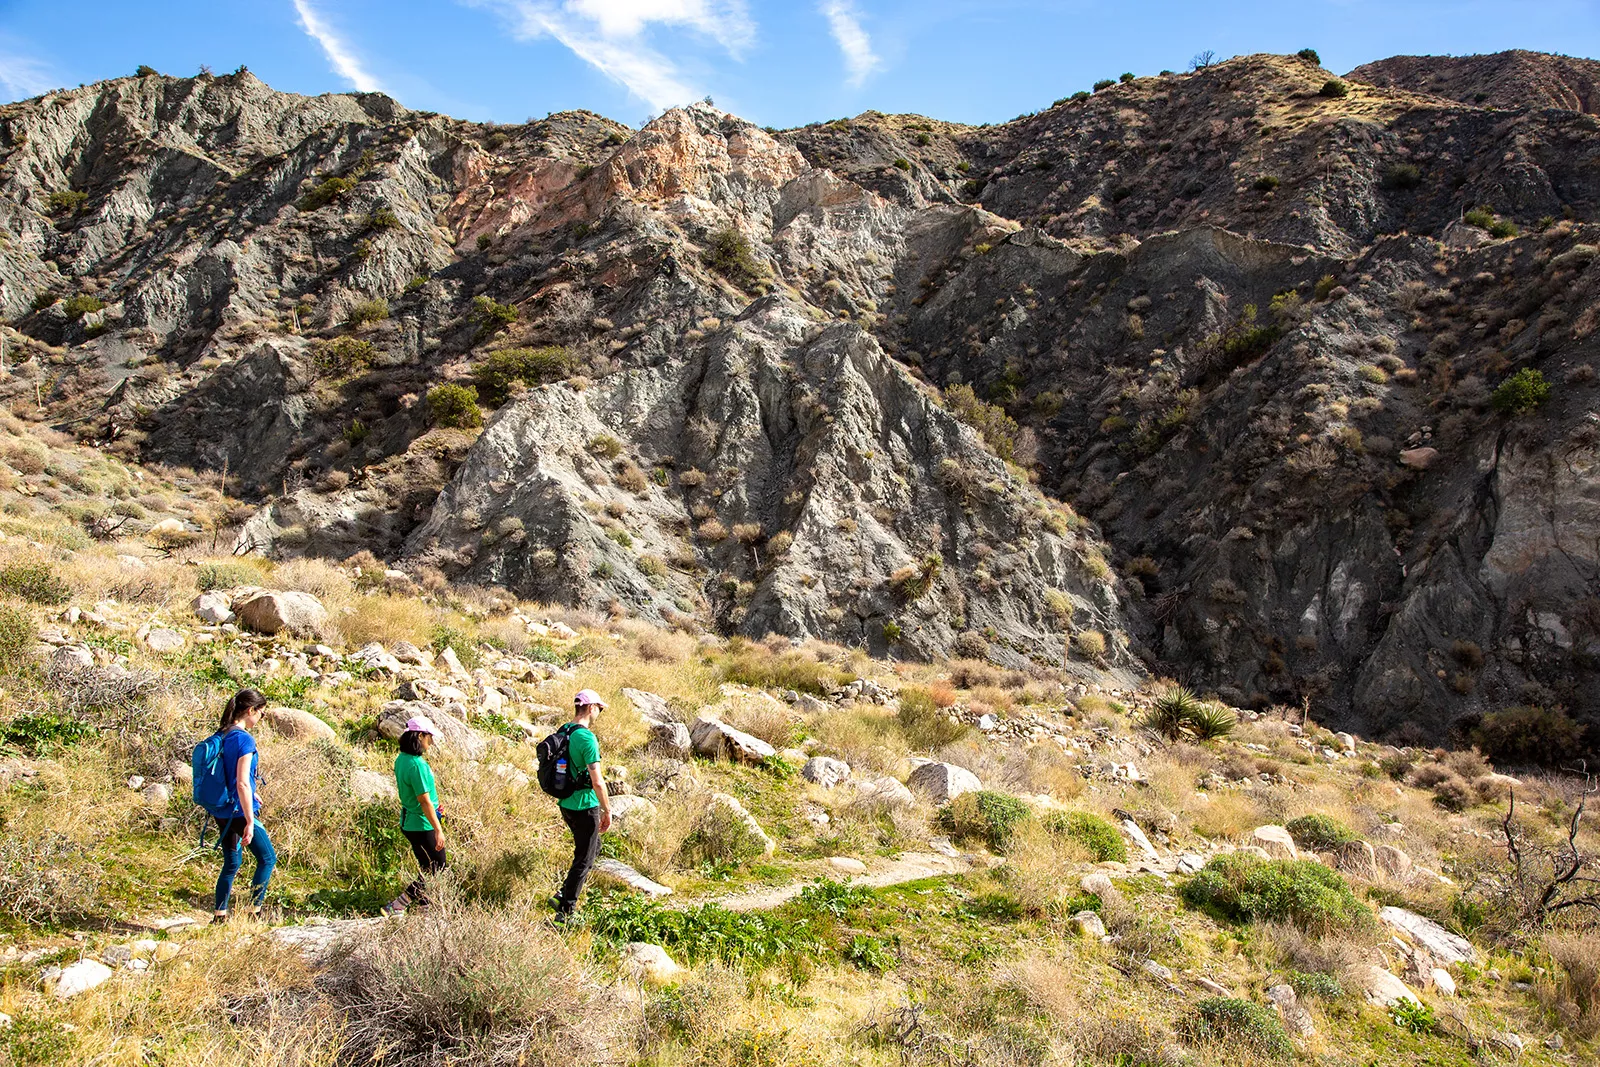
left=350, top=769, right=397, bottom=803
left=609, top=794, right=658, bottom=831
left=1080, top=871, right=1115, bottom=898
left=377, top=700, right=489, bottom=759
left=1266, top=983, right=1315, bottom=1037
left=263, top=706, right=337, bottom=744
left=349, top=643, right=404, bottom=673
left=828, top=856, right=867, bottom=874
left=438, top=646, right=470, bottom=679
left=802, top=756, right=851, bottom=789
left=1335, top=732, right=1357, bottom=753
left=907, top=761, right=982, bottom=804
left=1250, top=825, right=1299, bottom=860
left=52, top=645, right=95, bottom=672
left=594, top=858, right=672, bottom=897
left=1118, top=816, right=1160, bottom=861
left=1175, top=853, right=1205, bottom=875
left=709, top=792, right=776, bottom=858
left=52, top=959, right=113, bottom=999
left=1335, top=840, right=1378, bottom=879
left=1399, top=446, right=1440, bottom=470
left=144, top=628, right=185, bottom=653
left=1140, top=959, right=1174, bottom=982
left=1378, top=906, right=1478, bottom=965
left=1357, top=964, right=1420, bottom=1007
left=623, top=688, right=675, bottom=725
left=397, top=678, right=471, bottom=704
left=236, top=591, right=327, bottom=636
left=1374, top=844, right=1412, bottom=879
left=648, top=720, right=693, bottom=759
left=853, top=776, right=916, bottom=809
left=690, top=717, right=776, bottom=763
left=620, top=942, right=682, bottom=985
left=141, top=782, right=172, bottom=807
left=390, top=641, right=434, bottom=667
left=1430, top=968, right=1456, bottom=996
left=1072, top=910, right=1107, bottom=938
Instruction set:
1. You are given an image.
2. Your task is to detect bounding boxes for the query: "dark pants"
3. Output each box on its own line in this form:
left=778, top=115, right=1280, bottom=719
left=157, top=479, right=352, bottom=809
left=215, top=817, right=276, bottom=913
left=557, top=806, right=602, bottom=914
left=398, top=827, right=447, bottom=907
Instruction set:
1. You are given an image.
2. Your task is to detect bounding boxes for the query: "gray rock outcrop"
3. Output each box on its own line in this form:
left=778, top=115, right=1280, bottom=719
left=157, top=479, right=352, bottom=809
left=908, top=761, right=982, bottom=804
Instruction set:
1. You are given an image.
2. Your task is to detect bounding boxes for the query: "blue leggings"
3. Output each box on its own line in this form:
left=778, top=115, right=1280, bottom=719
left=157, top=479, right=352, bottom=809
left=215, top=817, right=276, bottom=913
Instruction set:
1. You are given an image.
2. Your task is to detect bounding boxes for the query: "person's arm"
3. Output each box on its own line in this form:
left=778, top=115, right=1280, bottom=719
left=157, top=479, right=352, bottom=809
left=589, top=762, right=612, bottom=832
left=235, top=752, right=255, bottom=846
left=421, top=789, right=444, bottom=850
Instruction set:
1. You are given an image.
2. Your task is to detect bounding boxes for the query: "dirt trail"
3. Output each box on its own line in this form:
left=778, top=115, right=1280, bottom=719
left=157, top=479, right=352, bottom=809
left=702, top=851, right=974, bottom=912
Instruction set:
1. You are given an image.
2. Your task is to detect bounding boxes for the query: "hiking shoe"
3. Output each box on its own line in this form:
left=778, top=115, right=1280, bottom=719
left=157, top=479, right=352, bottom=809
left=210, top=913, right=229, bottom=926
left=380, top=900, right=408, bottom=918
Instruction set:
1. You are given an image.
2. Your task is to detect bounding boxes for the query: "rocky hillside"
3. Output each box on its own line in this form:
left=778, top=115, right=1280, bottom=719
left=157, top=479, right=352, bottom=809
left=2, top=53, right=1600, bottom=746
left=1351, top=50, right=1600, bottom=114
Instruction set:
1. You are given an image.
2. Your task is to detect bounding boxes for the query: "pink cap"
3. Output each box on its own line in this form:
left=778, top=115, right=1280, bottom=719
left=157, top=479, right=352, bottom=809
left=573, top=689, right=606, bottom=710
left=405, top=715, right=438, bottom=736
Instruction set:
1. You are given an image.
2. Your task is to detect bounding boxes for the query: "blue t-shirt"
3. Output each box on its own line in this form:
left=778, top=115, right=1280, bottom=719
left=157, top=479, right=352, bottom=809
left=220, top=728, right=260, bottom=818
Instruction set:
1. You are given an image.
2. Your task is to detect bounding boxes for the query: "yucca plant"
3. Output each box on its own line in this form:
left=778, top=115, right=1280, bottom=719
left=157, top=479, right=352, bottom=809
left=1143, top=686, right=1202, bottom=741
left=1186, top=702, right=1237, bottom=740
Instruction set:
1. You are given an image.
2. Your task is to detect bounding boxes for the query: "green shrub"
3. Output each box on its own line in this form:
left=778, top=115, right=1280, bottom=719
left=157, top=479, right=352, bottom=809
left=1390, top=997, right=1436, bottom=1034
left=1472, top=705, right=1585, bottom=767
left=1383, top=163, right=1422, bottom=190
left=310, top=336, right=375, bottom=378
left=0, top=562, right=70, bottom=605
left=892, top=157, right=910, bottom=171
left=1314, top=274, right=1339, bottom=300
left=587, top=434, right=623, bottom=459
left=1093, top=79, right=1115, bottom=91
left=1285, top=814, right=1356, bottom=851
left=472, top=346, right=575, bottom=403
left=703, top=226, right=761, bottom=288
left=476, top=234, right=492, bottom=251
left=1042, top=809, right=1128, bottom=862
left=298, top=175, right=356, bottom=211
left=0, top=605, right=33, bottom=670
left=1143, top=686, right=1202, bottom=740
left=1253, top=174, right=1280, bottom=192
left=1183, top=998, right=1293, bottom=1058
left=1180, top=854, right=1372, bottom=934
left=589, top=894, right=821, bottom=964
left=940, top=790, right=1031, bottom=851
left=346, top=297, right=389, bottom=326
left=1217, top=304, right=1282, bottom=362
left=943, top=382, right=1019, bottom=460
left=0, top=711, right=96, bottom=757
left=367, top=207, right=400, bottom=230
left=1289, top=970, right=1343, bottom=999
left=1296, top=48, right=1321, bottom=65
left=1319, top=79, right=1348, bottom=98
left=1119, top=72, right=1135, bottom=83
left=1491, top=367, right=1551, bottom=415
left=717, top=637, right=856, bottom=696
left=47, top=189, right=88, bottom=215
left=1489, top=218, right=1520, bottom=239
left=1070, top=90, right=1090, bottom=102
left=427, top=384, right=483, bottom=428
left=472, top=295, right=519, bottom=338
left=136, top=64, right=159, bottom=77
left=897, top=687, right=970, bottom=749
left=1187, top=702, right=1237, bottom=740
left=196, top=561, right=261, bottom=591
left=62, top=294, right=103, bottom=320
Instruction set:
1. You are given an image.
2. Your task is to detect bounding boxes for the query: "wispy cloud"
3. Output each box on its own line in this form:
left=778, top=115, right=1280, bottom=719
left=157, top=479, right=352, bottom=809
left=473, top=1, right=753, bottom=111
left=0, top=43, right=55, bottom=102
left=292, top=0, right=383, bottom=93
left=819, top=0, right=879, bottom=87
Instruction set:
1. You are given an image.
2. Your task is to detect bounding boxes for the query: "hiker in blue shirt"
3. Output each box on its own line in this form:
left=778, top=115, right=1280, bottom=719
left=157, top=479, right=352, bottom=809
left=210, top=689, right=277, bottom=923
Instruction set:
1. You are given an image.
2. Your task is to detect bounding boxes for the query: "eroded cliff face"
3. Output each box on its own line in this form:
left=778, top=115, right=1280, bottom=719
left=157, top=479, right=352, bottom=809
left=6, top=54, right=1600, bottom=738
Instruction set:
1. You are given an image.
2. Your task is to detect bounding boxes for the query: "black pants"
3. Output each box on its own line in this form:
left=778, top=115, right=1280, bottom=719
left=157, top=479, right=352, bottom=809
left=399, top=827, right=447, bottom=906
left=558, top=806, right=602, bottom=914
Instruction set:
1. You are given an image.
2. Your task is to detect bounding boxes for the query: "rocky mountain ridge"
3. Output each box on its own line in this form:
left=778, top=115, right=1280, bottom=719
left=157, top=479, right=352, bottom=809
left=1, top=51, right=1599, bottom=744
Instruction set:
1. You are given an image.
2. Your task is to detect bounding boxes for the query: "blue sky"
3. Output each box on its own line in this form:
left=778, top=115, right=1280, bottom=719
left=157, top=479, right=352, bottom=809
left=2, top=1, right=1598, bottom=129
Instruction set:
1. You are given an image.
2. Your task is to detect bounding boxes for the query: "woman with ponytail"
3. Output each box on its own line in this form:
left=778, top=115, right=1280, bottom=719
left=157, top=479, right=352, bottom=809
left=210, top=688, right=276, bottom=923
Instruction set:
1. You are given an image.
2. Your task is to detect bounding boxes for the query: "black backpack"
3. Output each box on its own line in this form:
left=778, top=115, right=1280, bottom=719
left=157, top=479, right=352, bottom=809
left=536, top=723, right=583, bottom=799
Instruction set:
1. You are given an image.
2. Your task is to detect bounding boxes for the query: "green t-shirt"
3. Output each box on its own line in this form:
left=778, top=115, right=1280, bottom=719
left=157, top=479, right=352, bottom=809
left=395, top=752, right=438, bottom=832
left=557, top=725, right=600, bottom=811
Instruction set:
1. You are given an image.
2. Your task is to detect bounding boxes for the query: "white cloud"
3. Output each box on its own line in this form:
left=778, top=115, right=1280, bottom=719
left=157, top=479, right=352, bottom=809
left=818, top=0, right=879, bottom=87
left=475, top=1, right=753, bottom=111
left=0, top=47, right=55, bottom=102
left=292, top=0, right=384, bottom=93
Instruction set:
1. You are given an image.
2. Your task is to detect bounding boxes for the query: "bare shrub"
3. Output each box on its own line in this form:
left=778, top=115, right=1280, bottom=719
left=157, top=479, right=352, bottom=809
left=274, top=557, right=356, bottom=602
left=317, top=883, right=633, bottom=1065
left=0, top=831, right=102, bottom=922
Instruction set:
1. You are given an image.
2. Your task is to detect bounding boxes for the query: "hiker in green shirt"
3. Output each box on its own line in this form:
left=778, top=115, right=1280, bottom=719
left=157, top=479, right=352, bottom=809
left=554, top=689, right=612, bottom=919
left=384, top=714, right=446, bottom=916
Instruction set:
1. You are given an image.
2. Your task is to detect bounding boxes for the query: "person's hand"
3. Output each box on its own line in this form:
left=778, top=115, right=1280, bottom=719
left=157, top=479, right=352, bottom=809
left=599, top=810, right=613, bottom=833
left=242, top=822, right=255, bottom=846
left=432, top=829, right=444, bottom=852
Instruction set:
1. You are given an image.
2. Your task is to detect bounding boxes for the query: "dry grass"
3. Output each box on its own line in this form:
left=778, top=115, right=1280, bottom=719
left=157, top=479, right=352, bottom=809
left=616, top=785, right=705, bottom=879
left=271, top=557, right=356, bottom=602
left=1002, top=818, right=1092, bottom=914
left=335, top=592, right=437, bottom=647
left=1545, top=932, right=1600, bottom=1038
left=807, top=704, right=908, bottom=773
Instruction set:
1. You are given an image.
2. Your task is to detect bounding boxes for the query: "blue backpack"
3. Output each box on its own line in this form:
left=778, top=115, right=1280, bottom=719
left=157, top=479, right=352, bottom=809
left=191, top=732, right=235, bottom=818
